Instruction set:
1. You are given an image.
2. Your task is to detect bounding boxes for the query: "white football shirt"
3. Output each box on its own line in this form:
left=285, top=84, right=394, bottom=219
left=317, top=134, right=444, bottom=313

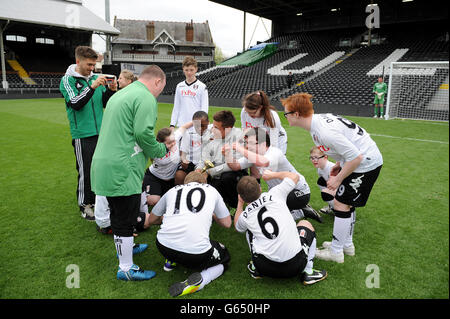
left=153, top=182, right=230, bottom=254
left=241, top=109, right=288, bottom=154
left=235, top=178, right=302, bottom=262
left=238, top=146, right=310, bottom=195
left=170, top=79, right=209, bottom=128
left=310, top=114, right=383, bottom=173
left=317, top=160, right=335, bottom=191
left=180, top=124, right=213, bottom=165
left=149, top=129, right=183, bottom=180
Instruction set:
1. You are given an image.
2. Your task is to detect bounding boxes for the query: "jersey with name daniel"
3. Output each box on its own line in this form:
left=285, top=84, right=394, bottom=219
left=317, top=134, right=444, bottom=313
left=310, top=114, right=383, bottom=173
left=235, top=178, right=302, bottom=262
left=241, top=108, right=288, bottom=154
left=170, top=79, right=209, bottom=128
left=149, top=129, right=183, bottom=180
left=238, top=146, right=310, bottom=195
left=153, top=182, right=230, bottom=254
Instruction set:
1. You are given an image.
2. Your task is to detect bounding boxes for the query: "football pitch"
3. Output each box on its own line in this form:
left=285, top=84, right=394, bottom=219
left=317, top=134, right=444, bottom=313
left=0, top=98, right=448, bottom=299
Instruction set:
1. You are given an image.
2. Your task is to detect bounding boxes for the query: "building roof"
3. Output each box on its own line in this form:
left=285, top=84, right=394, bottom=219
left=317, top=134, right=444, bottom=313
left=112, top=19, right=214, bottom=48
left=0, top=0, right=120, bottom=35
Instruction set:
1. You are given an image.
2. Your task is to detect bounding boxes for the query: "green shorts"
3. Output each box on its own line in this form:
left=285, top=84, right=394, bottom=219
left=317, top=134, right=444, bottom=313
left=374, top=94, right=385, bottom=105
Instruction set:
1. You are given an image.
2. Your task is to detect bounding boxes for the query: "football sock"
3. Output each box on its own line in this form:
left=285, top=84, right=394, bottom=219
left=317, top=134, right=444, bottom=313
left=330, top=209, right=352, bottom=254
left=374, top=107, right=378, bottom=116
left=114, top=235, right=134, bottom=272
left=380, top=107, right=384, bottom=116
left=304, top=238, right=317, bottom=275
left=199, top=264, right=224, bottom=290
left=345, top=209, right=356, bottom=248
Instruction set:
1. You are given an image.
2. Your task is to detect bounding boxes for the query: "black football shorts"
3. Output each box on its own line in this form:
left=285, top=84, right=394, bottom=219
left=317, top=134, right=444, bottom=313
left=335, top=165, right=382, bottom=207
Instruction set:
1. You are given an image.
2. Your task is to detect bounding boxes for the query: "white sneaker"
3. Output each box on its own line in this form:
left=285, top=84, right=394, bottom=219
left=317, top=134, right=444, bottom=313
left=373, top=115, right=378, bottom=118
left=315, top=247, right=344, bottom=263
left=322, top=241, right=355, bottom=256
left=319, top=205, right=333, bottom=215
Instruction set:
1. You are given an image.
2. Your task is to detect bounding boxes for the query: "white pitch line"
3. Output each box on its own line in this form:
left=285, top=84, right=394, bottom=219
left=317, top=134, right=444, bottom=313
left=371, top=133, right=449, bottom=144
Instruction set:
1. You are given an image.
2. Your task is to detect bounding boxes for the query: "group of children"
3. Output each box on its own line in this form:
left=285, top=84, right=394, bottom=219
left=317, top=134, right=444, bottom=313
left=92, top=56, right=381, bottom=297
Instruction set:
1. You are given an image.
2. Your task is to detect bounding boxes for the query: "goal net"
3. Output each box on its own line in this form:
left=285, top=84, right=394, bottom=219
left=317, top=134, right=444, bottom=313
left=385, top=61, right=449, bottom=121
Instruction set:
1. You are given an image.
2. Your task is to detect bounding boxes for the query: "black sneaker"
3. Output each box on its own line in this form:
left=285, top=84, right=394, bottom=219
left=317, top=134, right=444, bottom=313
left=247, top=261, right=262, bottom=279
left=302, top=204, right=323, bottom=223
left=97, top=225, right=112, bottom=235
left=169, top=272, right=203, bottom=297
left=302, top=269, right=328, bottom=285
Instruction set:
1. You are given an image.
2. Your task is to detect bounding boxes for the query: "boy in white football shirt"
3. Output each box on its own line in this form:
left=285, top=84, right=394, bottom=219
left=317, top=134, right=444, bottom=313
left=147, top=171, right=231, bottom=297
left=282, top=93, right=383, bottom=263
left=309, top=146, right=336, bottom=215
left=142, top=121, right=193, bottom=209
left=196, top=110, right=247, bottom=209
left=175, top=111, right=213, bottom=185
left=170, top=56, right=209, bottom=130
left=235, top=171, right=327, bottom=285
left=226, top=127, right=322, bottom=223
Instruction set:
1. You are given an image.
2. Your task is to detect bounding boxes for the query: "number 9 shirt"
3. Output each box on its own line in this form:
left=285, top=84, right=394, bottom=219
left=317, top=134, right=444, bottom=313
left=310, top=114, right=383, bottom=173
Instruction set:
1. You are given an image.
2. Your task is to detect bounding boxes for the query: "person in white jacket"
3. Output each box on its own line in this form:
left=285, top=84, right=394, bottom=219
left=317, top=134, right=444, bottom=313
left=170, top=56, right=208, bottom=131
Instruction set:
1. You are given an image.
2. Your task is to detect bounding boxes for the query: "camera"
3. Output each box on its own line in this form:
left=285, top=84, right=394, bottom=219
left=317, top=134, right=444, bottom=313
left=101, top=74, right=116, bottom=83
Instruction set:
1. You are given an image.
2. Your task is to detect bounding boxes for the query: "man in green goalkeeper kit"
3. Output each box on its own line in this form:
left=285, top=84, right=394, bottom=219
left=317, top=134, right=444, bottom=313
left=91, top=65, right=175, bottom=281
left=373, top=77, right=387, bottom=118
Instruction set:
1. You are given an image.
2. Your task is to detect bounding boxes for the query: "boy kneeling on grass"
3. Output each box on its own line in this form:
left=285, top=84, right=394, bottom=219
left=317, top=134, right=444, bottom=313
left=234, top=170, right=327, bottom=285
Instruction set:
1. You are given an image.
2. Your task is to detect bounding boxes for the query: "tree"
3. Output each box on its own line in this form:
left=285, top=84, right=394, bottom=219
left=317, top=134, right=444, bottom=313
left=214, top=43, right=228, bottom=65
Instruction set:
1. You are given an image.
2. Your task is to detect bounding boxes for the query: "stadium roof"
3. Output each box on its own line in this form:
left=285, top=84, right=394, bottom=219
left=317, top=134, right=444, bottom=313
left=0, top=0, right=120, bottom=35
left=209, top=0, right=448, bottom=21
left=209, top=0, right=362, bottom=20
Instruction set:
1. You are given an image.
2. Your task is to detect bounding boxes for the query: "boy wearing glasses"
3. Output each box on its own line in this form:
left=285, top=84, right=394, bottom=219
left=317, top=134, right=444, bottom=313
left=226, top=128, right=323, bottom=224
left=309, top=146, right=336, bottom=215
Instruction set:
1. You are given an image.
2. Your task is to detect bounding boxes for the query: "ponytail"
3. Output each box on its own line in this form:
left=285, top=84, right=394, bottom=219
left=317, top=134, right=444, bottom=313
left=242, top=90, right=276, bottom=128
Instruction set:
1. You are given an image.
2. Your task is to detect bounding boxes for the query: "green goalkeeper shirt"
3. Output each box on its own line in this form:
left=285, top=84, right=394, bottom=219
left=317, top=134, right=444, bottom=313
left=91, top=81, right=167, bottom=197
left=373, top=82, right=387, bottom=94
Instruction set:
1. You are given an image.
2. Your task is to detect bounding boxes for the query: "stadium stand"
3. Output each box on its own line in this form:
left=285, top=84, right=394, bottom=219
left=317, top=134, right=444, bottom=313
left=277, top=22, right=449, bottom=106
left=0, top=0, right=119, bottom=96
left=160, top=20, right=448, bottom=113
left=1, top=0, right=447, bottom=119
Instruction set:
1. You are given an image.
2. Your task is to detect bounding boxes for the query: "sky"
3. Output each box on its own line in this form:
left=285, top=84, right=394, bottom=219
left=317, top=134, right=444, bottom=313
left=82, top=0, right=272, bottom=58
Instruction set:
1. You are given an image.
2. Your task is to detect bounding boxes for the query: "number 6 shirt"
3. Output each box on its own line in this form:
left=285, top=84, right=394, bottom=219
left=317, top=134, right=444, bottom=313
left=310, top=114, right=383, bottom=173
left=152, top=182, right=230, bottom=254
left=235, top=178, right=302, bottom=263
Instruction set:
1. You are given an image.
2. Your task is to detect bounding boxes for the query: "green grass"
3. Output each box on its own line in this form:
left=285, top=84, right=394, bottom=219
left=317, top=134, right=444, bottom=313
left=0, top=98, right=448, bottom=299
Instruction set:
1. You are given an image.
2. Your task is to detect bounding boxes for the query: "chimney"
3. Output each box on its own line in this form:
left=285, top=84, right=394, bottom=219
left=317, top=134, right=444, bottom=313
left=186, top=19, right=194, bottom=42
left=146, top=22, right=155, bottom=40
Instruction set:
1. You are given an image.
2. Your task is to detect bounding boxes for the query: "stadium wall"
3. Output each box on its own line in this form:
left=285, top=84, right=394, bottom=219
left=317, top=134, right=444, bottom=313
left=0, top=93, right=372, bottom=117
